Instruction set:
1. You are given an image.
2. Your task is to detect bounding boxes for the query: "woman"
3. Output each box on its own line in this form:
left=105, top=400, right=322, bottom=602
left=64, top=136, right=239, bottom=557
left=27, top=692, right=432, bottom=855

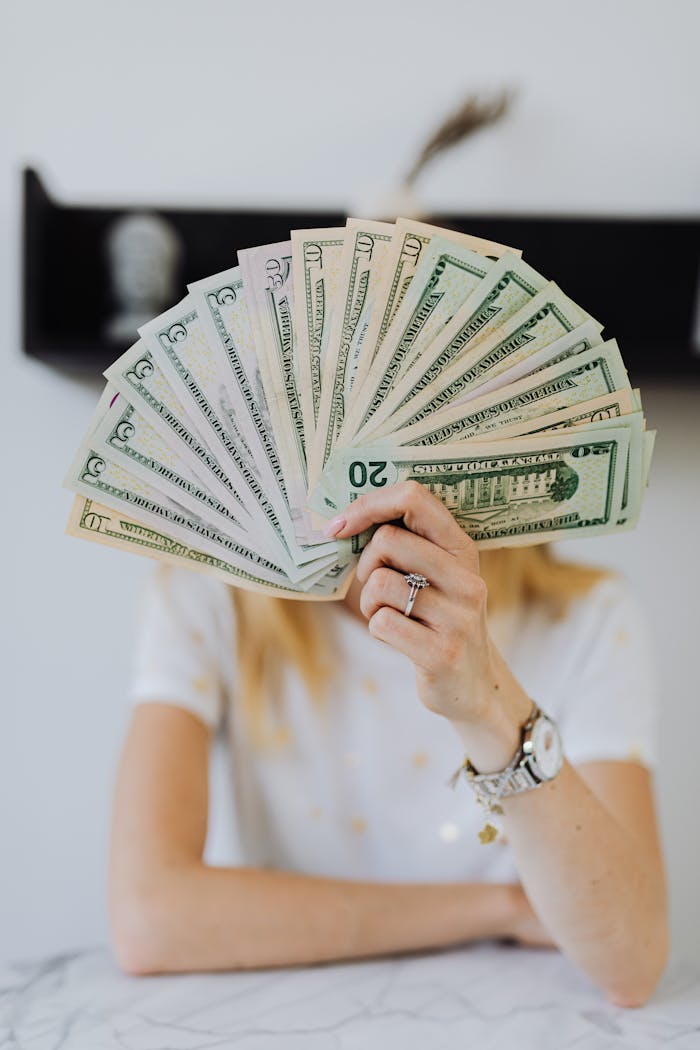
left=109, top=481, right=669, bottom=1006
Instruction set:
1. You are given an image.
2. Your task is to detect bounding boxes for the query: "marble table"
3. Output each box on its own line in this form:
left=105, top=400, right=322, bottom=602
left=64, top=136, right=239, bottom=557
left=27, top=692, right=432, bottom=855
left=1, top=942, right=699, bottom=1049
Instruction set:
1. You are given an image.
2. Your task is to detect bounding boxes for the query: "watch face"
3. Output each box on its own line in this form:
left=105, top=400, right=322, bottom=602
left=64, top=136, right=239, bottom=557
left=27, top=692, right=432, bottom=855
left=531, top=716, right=563, bottom=779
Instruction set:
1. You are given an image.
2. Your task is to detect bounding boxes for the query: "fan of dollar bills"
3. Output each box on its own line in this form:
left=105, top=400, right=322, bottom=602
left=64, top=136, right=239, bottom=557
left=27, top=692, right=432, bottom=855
left=64, top=217, right=654, bottom=600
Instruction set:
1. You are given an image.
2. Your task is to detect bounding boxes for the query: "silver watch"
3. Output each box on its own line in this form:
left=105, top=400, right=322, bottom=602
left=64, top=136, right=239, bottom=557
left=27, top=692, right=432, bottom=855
left=462, top=701, right=564, bottom=799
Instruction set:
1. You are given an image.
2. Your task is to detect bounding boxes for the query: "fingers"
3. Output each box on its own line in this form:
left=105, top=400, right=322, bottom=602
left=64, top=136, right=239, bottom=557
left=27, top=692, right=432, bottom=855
left=356, top=522, right=456, bottom=592
left=366, top=603, right=435, bottom=663
left=360, top=566, right=450, bottom=626
left=356, top=522, right=484, bottom=607
left=330, top=480, right=478, bottom=567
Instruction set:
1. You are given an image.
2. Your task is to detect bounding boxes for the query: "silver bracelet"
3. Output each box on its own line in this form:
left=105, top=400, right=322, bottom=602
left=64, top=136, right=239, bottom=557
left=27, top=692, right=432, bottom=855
left=447, top=700, right=539, bottom=844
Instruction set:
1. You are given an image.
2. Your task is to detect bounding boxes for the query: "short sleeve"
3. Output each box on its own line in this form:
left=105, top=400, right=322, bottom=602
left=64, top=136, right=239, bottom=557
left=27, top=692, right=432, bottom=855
left=553, top=577, right=659, bottom=771
left=128, top=565, right=232, bottom=732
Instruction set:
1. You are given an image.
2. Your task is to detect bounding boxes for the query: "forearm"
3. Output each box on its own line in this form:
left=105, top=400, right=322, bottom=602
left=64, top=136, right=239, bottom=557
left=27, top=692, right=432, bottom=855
left=111, top=864, right=515, bottom=974
left=452, top=678, right=669, bottom=1006
left=500, top=758, right=668, bottom=1004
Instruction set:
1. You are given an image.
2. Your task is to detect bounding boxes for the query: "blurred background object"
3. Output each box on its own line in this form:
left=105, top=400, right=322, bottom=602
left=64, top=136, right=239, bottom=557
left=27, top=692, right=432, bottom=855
left=403, top=89, right=514, bottom=192
left=22, top=168, right=344, bottom=367
left=103, top=211, right=183, bottom=344
left=1, top=0, right=699, bottom=968
left=23, top=167, right=700, bottom=376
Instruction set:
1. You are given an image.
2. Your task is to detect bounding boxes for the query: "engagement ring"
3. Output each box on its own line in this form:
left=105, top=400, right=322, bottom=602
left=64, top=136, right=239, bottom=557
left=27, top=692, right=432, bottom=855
left=403, top=572, right=430, bottom=617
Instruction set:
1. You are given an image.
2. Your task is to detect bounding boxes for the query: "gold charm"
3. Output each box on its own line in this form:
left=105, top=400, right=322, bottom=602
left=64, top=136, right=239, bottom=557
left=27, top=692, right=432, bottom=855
left=478, top=823, right=499, bottom=844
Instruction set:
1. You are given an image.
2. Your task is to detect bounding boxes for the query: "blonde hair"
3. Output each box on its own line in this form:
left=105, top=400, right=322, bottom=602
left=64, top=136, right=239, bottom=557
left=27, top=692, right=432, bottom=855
left=229, top=544, right=607, bottom=749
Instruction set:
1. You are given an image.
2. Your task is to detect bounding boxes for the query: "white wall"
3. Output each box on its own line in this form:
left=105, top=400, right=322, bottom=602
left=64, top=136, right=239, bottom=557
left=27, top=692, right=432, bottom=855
left=2, top=0, right=699, bottom=965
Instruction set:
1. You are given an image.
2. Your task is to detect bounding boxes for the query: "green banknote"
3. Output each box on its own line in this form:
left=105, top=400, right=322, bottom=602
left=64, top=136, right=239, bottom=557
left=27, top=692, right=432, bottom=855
left=187, top=267, right=331, bottom=568
left=392, top=341, right=630, bottom=446
left=350, top=237, right=495, bottom=440
left=490, top=390, right=637, bottom=439
left=341, top=218, right=518, bottom=443
left=92, top=384, right=247, bottom=535
left=292, top=227, right=347, bottom=443
left=187, top=268, right=291, bottom=530
left=64, top=441, right=295, bottom=586
left=309, top=219, right=394, bottom=487
left=239, top=240, right=334, bottom=549
left=308, top=321, right=608, bottom=517
left=138, top=295, right=291, bottom=556
left=363, top=252, right=548, bottom=435
left=492, top=401, right=646, bottom=527
left=322, top=424, right=634, bottom=553
left=104, top=340, right=249, bottom=517
left=376, top=290, right=600, bottom=438
left=66, top=497, right=353, bottom=600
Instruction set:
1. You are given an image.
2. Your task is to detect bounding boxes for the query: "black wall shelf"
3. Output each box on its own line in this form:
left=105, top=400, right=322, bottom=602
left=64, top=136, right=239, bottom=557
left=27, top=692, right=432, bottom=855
left=23, top=168, right=700, bottom=382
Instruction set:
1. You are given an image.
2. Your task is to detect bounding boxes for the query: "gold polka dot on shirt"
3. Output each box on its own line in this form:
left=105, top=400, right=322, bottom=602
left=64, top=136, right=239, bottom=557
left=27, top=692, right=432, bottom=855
left=190, top=630, right=205, bottom=645
left=411, top=751, right=429, bottom=769
left=360, top=676, right=379, bottom=696
left=613, top=628, right=629, bottom=647
left=350, top=817, right=367, bottom=835
left=627, top=742, right=644, bottom=763
left=191, top=675, right=211, bottom=694
left=309, top=806, right=323, bottom=820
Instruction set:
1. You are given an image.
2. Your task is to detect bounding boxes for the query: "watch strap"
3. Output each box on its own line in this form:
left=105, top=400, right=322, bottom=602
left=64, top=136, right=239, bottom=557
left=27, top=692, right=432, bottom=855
left=465, top=701, right=541, bottom=776
left=447, top=700, right=557, bottom=845
left=448, top=699, right=541, bottom=795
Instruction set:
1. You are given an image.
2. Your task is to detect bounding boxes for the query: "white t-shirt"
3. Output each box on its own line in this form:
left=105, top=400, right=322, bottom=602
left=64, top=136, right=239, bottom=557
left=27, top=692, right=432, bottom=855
left=129, top=565, right=658, bottom=884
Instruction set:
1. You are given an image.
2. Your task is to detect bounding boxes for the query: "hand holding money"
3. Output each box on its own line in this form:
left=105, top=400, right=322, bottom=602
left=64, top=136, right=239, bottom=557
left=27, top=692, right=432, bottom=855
left=328, top=479, right=527, bottom=729
left=64, top=217, right=654, bottom=599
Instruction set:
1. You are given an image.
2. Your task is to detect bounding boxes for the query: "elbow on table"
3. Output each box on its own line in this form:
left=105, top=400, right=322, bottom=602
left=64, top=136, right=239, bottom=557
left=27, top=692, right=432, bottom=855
left=604, top=917, right=671, bottom=1009
left=110, top=884, right=182, bottom=977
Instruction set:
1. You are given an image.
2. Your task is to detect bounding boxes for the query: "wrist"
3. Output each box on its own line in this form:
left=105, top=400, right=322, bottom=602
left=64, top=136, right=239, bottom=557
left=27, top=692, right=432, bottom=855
left=484, top=882, right=526, bottom=940
left=448, top=641, right=533, bottom=774
left=450, top=683, right=532, bottom=775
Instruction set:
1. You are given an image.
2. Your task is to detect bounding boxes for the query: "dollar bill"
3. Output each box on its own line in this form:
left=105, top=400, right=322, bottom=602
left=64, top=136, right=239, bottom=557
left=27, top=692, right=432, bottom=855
left=307, top=312, right=602, bottom=522
left=104, top=340, right=250, bottom=519
left=361, top=252, right=549, bottom=435
left=571, top=411, right=644, bottom=526
left=341, top=217, right=520, bottom=441
left=138, top=296, right=295, bottom=556
left=187, top=268, right=286, bottom=502
left=291, top=227, right=347, bottom=445
left=308, top=326, right=613, bottom=517
left=488, top=388, right=636, bottom=440
left=482, top=317, right=607, bottom=393
left=65, top=497, right=354, bottom=600
left=239, top=241, right=330, bottom=548
left=500, top=407, right=647, bottom=526
left=374, top=286, right=597, bottom=437
left=64, top=439, right=297, bottom=586
left=323, top=423, right=635, bottom=554
left=483, top=393, right=643, bottom=527
left=91, top=384, right=249, bottom=537
left=349, top=237, right=496, bottom=441
left=186, top=268, right=333, bottom=567
left=392, top=341, right=630, bottom=446
left=308, top=219, right=395, bottom=489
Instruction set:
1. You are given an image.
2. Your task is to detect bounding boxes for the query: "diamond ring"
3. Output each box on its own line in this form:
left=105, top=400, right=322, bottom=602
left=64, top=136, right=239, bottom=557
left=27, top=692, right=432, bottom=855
left=403, top=572, right=430, bottom=617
